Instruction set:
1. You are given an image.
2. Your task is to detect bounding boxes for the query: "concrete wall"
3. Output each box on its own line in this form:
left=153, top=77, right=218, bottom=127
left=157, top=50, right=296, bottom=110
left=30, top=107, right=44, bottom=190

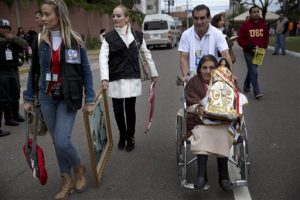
left=0, top=0, right=114, bottom=39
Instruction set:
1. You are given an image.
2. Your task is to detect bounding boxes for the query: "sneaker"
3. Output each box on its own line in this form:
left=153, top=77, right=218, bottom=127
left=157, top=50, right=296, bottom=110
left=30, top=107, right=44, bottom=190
left=255, top=93, right=263, bottom=99
left=0, top=129, right=11, bottom=137
left=272, top=53, right=278, bottom=55
left=282, top=52, right=286, bottom=55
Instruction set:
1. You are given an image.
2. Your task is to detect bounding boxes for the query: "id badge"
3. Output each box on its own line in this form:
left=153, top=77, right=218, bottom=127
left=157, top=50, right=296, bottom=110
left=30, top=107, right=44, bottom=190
left=65, top=49, right=81, bottom=64
left=5, top=49, right=13, bottom=60
left=195, top=49, right=203, bottom=67
left=46, top=73, right=58, bottom=81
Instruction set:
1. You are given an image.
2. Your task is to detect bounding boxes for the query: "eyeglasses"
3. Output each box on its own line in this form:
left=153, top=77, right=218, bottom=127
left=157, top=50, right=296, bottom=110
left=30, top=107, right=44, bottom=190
left=193, top=16, right=207, bottom=21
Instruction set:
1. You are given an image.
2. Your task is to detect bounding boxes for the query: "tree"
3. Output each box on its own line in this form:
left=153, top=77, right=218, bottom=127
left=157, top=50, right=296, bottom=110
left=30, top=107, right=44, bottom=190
left=240, top=0, right=274, bottom=19
left=276, top=0, right=300, bottom=19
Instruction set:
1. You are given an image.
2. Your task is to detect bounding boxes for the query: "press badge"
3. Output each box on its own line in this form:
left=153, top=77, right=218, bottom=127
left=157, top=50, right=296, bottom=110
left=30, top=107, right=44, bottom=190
left=5, top=49, right=13, bottom=60
left=46, top=73, right=58, bottom=81
left=65, top=49, right=81, bottom=64
left=195, top=49, right=203, bottom=67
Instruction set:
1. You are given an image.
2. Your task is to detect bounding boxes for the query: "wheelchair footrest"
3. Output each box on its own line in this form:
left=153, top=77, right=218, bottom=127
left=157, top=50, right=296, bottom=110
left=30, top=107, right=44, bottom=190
left=181, top=181, right=210, bottom=190
left=232, top=180, right=247, bottom=187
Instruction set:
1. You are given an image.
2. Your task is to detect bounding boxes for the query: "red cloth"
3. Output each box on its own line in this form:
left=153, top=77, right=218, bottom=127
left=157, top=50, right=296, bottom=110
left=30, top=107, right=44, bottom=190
left=23, top=139, right=48, bottom=185
left=237, top=18, right=269, bottom=51
left=145, top=82, right=156, bottom=134
left=47, top=49, right=61, bottom=94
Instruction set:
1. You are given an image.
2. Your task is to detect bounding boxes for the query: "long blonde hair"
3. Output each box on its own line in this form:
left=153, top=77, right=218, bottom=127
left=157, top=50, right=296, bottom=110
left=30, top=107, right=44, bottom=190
left=40, top=0, right=84, bottom=48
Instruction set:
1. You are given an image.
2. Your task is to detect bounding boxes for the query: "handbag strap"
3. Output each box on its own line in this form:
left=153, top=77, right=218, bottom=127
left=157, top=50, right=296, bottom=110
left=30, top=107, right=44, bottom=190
left=131, top=29, right=143, bottom=49
left=25, top=110, right=37, bottom=156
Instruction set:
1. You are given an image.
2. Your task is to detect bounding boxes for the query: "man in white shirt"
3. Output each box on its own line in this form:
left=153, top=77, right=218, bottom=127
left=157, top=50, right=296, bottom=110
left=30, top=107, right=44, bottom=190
left=178, top=4, right=232, bottom=80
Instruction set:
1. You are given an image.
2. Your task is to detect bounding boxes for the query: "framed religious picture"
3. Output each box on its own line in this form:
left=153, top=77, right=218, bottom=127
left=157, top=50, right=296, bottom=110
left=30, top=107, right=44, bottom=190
left=83, top=87, right=113, bottom=185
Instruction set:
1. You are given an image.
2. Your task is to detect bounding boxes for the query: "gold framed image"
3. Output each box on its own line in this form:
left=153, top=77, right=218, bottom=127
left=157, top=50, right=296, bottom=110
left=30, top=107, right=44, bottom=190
left=83, top=88, right=113, bottom=185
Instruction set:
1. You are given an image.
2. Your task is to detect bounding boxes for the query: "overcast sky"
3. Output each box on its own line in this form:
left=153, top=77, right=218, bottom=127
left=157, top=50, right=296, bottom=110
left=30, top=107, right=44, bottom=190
left=161, top=0, right=280, bottom=16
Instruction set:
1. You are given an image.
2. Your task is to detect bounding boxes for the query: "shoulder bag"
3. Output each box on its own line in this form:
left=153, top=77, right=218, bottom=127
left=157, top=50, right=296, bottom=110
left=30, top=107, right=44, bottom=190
left=132, top=30, right=151, bottom=81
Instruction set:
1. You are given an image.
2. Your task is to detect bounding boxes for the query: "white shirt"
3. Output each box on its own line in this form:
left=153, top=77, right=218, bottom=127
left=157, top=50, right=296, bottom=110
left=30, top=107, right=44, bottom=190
left=50, top=30, right=61, bottom=50
left=178, top=24, right=228, bottom=75
left=99, top=24, right=158, bottom=98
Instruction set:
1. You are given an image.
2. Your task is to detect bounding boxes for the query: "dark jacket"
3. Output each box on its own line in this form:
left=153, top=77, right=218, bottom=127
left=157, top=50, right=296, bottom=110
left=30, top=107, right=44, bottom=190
left=0, top=36, right=27, bottom=69
left=104, top=29, right=141, bottom=82
left=24, top=37, right=95, bottom=112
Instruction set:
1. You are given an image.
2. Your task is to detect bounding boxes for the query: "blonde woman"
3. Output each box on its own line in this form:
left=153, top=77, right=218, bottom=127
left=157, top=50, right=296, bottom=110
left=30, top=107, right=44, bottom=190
left=23, top=0, right=95, bottom=199
left=99, top=5, right=158, bottom=152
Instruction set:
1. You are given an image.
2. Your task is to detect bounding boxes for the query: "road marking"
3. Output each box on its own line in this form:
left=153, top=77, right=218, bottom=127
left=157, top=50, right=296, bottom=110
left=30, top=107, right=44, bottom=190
left=229, top=147, right=252, bottom=200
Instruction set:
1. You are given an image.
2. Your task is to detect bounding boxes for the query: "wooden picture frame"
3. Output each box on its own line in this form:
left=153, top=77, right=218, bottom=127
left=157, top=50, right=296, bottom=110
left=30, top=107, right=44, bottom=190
left=83, top=88, right=113, bottom=185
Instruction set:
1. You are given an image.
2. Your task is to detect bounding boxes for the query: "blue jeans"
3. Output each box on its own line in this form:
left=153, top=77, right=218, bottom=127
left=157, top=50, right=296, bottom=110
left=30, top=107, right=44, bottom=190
left=39, top=93, right=80, bottom=174
left=243, top=52, right=260, bottom=96
left=274, top=33, right=286, bottom=54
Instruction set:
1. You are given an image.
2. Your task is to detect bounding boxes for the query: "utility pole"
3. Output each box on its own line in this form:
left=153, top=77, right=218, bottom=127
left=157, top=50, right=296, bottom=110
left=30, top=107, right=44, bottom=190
left=186, top=0, right=192, bottom=29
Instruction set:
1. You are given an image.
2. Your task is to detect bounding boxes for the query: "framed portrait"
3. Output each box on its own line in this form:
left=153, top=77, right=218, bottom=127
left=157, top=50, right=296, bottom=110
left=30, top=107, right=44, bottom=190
left=83, top=87, right=113, bottom=185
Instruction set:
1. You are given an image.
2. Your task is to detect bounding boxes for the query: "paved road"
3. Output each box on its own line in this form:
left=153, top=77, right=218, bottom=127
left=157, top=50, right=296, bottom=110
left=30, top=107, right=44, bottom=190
left=0, top=46, right=299, bottom=200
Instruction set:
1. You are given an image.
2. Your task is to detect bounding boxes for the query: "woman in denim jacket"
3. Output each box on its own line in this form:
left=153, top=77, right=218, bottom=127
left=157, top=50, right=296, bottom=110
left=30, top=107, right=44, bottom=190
left=23, top=0, right=95, bottom=199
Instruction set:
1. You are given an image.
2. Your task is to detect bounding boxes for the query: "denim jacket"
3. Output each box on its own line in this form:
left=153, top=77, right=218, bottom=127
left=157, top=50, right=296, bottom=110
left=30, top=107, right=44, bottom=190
left=23, top=39, right=95, bottom=112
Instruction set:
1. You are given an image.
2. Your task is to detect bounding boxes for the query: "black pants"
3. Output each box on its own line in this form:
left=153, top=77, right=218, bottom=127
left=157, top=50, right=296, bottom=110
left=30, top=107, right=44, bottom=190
left=1, top=69, right=20, bottom=120
left=0, top=69, right=19, bottom=126
left=112, top=97, right=136, bottom=140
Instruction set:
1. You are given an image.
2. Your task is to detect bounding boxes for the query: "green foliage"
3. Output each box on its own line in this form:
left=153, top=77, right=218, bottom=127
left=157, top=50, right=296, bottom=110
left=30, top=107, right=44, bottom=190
left=85, top=37, right=101, bottom=50
left=3, top=0, right=15, bottom=9
left=129, top=10, right=144, bottom=26
left=269, top=36, right=300, bottom=53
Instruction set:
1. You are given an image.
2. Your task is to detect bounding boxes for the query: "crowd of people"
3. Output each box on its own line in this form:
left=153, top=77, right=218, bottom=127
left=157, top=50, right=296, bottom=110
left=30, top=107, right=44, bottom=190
left=1, top=0, right=295, bottom=199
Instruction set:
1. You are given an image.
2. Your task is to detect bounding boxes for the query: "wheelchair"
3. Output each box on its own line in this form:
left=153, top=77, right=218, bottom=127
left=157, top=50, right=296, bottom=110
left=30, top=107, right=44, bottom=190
left=175, top=77, right=250, bottom=189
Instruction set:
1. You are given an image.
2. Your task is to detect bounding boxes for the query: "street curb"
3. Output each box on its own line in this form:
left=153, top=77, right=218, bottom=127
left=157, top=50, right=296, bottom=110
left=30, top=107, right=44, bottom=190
left=268, top=46, right=300, bottom=58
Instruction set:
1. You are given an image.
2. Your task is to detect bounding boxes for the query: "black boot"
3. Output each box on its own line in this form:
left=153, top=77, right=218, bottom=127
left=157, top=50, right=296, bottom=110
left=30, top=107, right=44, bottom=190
left=217, top=157, right=233, bottom=191
left=126, top=136, right=135, bottom=152
left=118, top=134, right=126, bottom=150
left=4, top=105, right=19, bottom=126
left=0, top=129, right=11, bottom=137
left=12, top=102, right=25, bottom=122
left=194, top=155, right=208, bottom=189
left=112, top=98, right=127, bottom=151
left=125, top=97, right=136, bottom=152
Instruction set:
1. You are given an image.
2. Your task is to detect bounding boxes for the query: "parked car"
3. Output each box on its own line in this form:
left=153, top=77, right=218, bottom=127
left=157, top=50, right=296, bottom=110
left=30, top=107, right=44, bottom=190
left=142, top=14, right=179, bottom=49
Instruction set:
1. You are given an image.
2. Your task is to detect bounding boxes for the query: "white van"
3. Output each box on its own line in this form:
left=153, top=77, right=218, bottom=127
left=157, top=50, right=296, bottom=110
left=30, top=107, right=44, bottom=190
left=142, top=14, right=178, bottom=49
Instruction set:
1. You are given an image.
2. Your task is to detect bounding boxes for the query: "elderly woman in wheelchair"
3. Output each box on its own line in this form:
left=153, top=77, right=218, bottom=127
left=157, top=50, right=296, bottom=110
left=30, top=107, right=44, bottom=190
left=184, top=55, right=248, bottom=191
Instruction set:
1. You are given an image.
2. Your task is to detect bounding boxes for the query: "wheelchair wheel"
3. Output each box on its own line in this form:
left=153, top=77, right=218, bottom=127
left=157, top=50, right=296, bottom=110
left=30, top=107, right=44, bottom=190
left=238, top=138, right=250, bottom=180
left=176, top=110, right=186, bottom=182
left=176, top=115, right=184, bottom=164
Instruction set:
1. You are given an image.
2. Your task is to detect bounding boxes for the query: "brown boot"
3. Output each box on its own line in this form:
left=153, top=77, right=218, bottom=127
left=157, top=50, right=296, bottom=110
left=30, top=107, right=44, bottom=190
left=54, top=173, right=74, bottom=200
left=73, top=165, right=87, bottom=192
